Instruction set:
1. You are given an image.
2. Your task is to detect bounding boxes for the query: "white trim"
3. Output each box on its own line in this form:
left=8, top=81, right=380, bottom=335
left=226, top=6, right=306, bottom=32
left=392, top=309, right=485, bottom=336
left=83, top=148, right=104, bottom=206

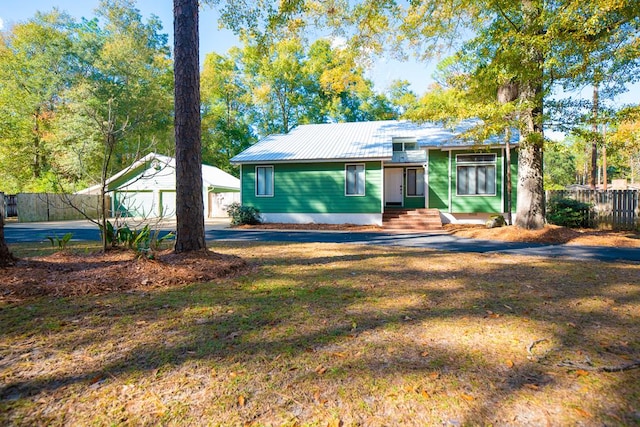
left=440, top=212, right=518, bottom=225
left=424, top=150, right=430, bottom=208
left=405, top=167, right=425, bottom=198
left=232, top=157, right=388, bottom=165
left=448, top=151, right=452, bottom=213
left=255, top=165, right=274, bottom=197
left=239, top=164, right=243, bottom=201
left=455, top=153, right=497, bottom=164
left=455, top=164, right=497, bottom=197
left=501, top=148, right=505, bottom=214
left=261, top=213, right=382, bottom=226
left=345, top=163, right=366, bottom=196
left=455, top=153, right=498, bottom=197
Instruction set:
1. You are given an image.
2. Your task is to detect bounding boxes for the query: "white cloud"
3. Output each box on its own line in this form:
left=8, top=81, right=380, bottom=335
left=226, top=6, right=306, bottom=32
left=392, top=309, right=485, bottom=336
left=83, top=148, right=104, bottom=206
left=0, top=17, right=4, bottom=30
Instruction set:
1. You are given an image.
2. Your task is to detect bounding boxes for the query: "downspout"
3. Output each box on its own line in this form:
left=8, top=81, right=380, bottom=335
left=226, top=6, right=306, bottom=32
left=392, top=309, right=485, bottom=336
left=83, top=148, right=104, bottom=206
left=448, top=150, right=452, bottom=213
left=380, top=161, right=384, bottom=216
left=239, top=164, right=243, bottom=204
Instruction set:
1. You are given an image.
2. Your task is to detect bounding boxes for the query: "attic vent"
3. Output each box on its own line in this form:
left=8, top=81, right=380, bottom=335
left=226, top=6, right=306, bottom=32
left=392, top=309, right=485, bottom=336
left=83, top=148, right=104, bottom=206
left=152, top=160, right=162, bottom=171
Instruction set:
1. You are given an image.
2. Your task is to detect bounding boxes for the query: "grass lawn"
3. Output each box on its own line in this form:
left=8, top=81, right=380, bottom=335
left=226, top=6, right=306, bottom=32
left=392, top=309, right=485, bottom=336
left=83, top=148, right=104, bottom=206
left=1, top=241, right=639, bottom=426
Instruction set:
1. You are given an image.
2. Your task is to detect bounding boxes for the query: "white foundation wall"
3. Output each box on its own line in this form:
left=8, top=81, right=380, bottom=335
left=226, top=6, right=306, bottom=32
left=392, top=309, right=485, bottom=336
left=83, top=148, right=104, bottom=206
left=260, top=213, right=383, bottom=226
left=440, top=212, right=517, bottom=225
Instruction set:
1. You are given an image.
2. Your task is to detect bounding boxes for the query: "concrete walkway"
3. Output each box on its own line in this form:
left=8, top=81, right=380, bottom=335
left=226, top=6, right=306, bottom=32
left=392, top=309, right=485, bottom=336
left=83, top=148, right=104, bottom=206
left=4, top=219, right=640, bottom=263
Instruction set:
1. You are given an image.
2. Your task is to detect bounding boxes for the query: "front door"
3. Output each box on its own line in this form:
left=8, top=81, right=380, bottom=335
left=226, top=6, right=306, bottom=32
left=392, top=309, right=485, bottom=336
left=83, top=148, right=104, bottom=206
left=384, top=168, right=403, bottom=206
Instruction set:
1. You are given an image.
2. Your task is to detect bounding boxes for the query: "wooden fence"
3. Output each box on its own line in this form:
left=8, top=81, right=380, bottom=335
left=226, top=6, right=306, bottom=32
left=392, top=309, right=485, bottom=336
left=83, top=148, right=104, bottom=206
left=546, top=189, right=639, bottom=230
left=5, top=194, right=17, bottom=217
left=16, top=193, right=106, bottom=222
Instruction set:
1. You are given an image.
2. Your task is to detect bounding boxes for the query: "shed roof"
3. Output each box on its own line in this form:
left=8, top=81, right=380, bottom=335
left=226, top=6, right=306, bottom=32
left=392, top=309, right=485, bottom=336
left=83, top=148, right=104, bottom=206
left=77, top=152, right=239, bottom=195
left=231, top=120, right=516, bottom=163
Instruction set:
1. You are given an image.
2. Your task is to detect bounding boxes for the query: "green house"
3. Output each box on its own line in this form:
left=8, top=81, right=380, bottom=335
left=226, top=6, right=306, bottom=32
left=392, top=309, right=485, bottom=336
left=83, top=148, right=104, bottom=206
left=230, top=120, right=517, bottom=227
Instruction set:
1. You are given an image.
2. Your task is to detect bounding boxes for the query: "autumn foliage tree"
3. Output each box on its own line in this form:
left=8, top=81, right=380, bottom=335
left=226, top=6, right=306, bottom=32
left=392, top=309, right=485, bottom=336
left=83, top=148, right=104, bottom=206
left=209, top=0, right=639, bottom=230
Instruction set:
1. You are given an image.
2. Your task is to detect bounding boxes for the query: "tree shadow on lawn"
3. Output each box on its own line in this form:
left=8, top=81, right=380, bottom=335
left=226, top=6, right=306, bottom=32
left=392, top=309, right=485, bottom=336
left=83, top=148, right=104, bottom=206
left=1, top=245, right=639, bottom=425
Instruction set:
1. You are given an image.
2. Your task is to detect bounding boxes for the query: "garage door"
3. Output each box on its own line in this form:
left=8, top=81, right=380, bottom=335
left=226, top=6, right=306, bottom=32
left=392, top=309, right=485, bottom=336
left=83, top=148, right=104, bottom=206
left=160, top=191, right=176, bottom=217
left=114, top=191, right=156, bottom=217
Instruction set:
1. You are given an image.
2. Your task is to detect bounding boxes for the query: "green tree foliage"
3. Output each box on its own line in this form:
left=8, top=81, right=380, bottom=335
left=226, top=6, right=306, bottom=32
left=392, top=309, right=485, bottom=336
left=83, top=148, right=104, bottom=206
left=610, top=107, right=640, bottom=184
left=543, top=141, right=577, bottom=190
left=200, top=34, right=398, bottom=142
left=0, top=1, right=173, bottom=195
left=57, top=0, right=174, bottom=184
left=208, top=0, right=638, bottom=229
left=0, top=11, right=75, bottom=192
left=201, top=50, right=256, bottom=176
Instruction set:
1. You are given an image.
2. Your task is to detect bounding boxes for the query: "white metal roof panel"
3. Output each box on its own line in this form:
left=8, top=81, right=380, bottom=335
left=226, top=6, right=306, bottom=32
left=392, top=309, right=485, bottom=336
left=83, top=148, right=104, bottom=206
left=231, top=120, right=516, bottom=163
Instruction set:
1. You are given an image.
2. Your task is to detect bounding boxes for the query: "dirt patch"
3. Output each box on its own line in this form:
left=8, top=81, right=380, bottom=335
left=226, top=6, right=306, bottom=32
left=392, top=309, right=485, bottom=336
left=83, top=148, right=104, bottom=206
left=0, top=248, right=248, bottom=302
left=444, top=224, right=640, bottom=247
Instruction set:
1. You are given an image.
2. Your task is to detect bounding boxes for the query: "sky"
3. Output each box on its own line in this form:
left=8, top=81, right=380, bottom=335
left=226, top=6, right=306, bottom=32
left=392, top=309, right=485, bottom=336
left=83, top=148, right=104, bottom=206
left=0, top=0, right=637, bottom=112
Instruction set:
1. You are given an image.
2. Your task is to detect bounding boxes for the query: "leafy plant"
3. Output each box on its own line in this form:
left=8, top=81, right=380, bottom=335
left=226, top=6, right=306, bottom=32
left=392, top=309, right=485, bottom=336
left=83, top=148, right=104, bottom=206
left=98, top=220, right=175, bottom=258
left=99, top=221, right=118, bottom=246
left=547, top=197, right=592, bottom=228
left=46, top=232, right=73, bottom=250
left=226, top=202, right=261, bottom=226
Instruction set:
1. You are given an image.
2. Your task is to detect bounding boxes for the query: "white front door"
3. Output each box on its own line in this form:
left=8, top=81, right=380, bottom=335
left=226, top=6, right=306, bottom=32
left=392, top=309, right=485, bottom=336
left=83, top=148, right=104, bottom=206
left=384, top=168, right=403, bottom=206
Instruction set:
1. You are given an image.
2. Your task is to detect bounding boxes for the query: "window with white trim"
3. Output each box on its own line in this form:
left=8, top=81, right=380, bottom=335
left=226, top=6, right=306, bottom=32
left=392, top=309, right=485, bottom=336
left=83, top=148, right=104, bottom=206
left=345, top=164, right=365, bottom=196
left=456, top=154, right=496, bottom=196
left=255, top=165, right=274, bottom=197
left=406, top=168, right=425, bottom=197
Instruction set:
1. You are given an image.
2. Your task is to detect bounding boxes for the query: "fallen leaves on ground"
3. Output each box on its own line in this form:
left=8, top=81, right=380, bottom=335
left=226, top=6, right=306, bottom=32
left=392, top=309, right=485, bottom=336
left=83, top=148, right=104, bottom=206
left=0, top=248, right=248, bottom=302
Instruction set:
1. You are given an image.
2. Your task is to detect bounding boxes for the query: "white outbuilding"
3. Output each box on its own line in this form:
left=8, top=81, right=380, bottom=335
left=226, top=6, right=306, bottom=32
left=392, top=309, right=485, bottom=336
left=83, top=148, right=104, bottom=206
left=78, top=153, right=240, bottom=218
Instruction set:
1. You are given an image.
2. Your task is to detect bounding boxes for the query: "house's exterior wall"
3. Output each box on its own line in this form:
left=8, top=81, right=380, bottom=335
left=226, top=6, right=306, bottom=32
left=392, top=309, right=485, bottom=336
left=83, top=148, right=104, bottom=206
left=450, top=148, right=504, bottom=213
left=241, top=161, right=383, bottom=215
left=404, top=196, right=426, bottom=209
left=427, top=150, right=450, bottom=210
left=427, top=148, right=518, bottom=214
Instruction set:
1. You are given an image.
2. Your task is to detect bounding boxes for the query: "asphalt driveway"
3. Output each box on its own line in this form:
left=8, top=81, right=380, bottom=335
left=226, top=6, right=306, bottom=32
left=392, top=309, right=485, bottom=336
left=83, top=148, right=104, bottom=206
left=4, top=219, right=640, bottom=263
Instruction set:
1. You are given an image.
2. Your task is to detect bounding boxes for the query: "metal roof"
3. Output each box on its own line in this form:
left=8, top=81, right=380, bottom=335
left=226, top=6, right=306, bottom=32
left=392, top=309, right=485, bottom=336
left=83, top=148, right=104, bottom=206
left=231, top=120, right=516, bottom=163
left=77, top=153, right=239, bottom=195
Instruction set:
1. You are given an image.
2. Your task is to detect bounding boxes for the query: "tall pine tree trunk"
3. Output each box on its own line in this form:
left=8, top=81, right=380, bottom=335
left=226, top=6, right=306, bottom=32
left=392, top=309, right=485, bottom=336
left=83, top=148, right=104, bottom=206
left=515, top=0, right=546, bottom=230
left=174, top=0, right=206, bottom=252
left=0, top=193, right=16, bottom=267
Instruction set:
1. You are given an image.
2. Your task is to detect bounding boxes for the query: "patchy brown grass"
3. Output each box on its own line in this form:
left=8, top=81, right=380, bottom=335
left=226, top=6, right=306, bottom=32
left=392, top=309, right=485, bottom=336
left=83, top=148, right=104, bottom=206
left=1, top=242, right=639, bottom=426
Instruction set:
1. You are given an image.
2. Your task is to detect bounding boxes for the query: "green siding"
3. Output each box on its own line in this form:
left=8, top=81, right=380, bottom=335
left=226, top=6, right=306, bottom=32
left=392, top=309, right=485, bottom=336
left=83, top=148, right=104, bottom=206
left=427, top=148, right=518, bottom=213
left=241, top=162, right=382, bottom=214
left=427, top=150, right=450, bottom=210
left=404, top=195, right=425, bottom=209
left=450, top=149, right=504, bottom=213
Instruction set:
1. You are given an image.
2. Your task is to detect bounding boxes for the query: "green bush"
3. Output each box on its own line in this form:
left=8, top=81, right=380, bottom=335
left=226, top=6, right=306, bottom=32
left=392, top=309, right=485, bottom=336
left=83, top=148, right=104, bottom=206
left=226, top=202, right=261, bottom=225
left=546, top=197, right=592, bottom=228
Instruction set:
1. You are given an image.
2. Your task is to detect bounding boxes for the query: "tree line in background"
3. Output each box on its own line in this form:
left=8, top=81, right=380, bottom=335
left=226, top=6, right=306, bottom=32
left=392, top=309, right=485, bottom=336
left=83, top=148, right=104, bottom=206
left=0, top=0, right=415, bottom=195
left=210, top=0, right=639, bottom=228
left=1, top=0, right=638, bottom=228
